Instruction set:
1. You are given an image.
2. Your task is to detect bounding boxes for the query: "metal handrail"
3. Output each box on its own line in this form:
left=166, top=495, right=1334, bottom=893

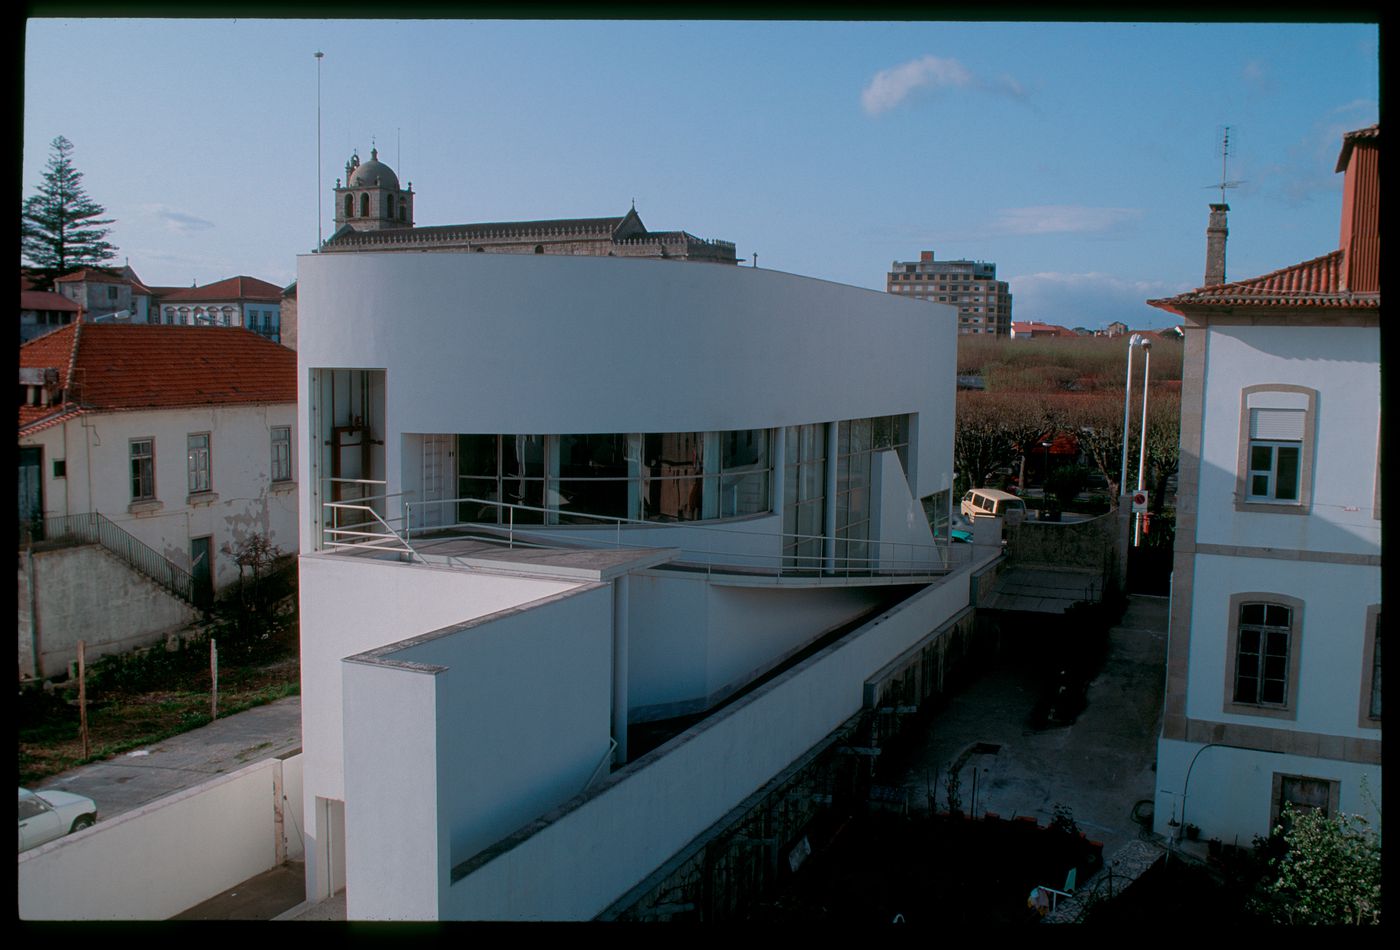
left=19, top=511, right=202, bottom=607
left=321, top=481, right=423, bottom=563
left=399, top=496, right=955, bottom=579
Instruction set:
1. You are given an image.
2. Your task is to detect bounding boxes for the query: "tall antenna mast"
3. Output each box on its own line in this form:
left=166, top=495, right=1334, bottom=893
left=1208, top=125, right=1245, bottom=203
left=314, top=51, right=324, bottom=250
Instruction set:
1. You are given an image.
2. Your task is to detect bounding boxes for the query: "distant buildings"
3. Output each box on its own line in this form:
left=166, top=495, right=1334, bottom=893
left=1147, top=125, right=1380, bottom=845
left=22, top=266, right=290, bottom=347
left=886, top=251, right=1012, bottom=336
left=321, top=148, right=736, bottom=263
left=154, top=275, right=285, bottom=343
left=1009, top=321, right=1075, bottom=340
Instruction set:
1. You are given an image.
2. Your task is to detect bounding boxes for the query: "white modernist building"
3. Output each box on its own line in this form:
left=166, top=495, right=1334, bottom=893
left=1148, top=125, right=1381, bottom=844
left=294, top=245, right=994, bottom=918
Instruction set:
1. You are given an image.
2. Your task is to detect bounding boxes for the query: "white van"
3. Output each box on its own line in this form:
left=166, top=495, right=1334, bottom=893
left=960, top=488, right=1027, bottom=525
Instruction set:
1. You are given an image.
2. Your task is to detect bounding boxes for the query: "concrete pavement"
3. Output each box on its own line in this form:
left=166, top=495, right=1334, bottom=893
left=896, top=593, right=1170, bottom=859
left=36, top=694, right=302, bottom=822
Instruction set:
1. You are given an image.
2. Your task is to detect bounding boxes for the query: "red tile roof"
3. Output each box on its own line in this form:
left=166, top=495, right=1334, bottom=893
left=53, top=267, right=128, bottom=285
left=1148, top=249, right=1380, bottom=314
left=20, top=290, right=81, bottom=312
left=19, top=324, right=295, bottom=434
left=159, top=275, right=283, bottom=303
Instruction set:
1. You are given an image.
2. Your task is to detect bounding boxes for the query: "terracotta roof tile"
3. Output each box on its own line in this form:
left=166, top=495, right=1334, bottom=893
left=18, top=324, right=295, bottom=426
left=1147, top=249, right=1379, bottom=313
left=53, top=267, right=128, bottom=285
left=20, top=290, right=81, bottom=312
left=159, top=275, right=284, bottom=303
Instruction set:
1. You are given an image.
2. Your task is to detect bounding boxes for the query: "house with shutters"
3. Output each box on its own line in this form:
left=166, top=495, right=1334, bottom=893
left=1146, top=125, right=1380, bottom=843
left=19, top=324, right=298, bottom=679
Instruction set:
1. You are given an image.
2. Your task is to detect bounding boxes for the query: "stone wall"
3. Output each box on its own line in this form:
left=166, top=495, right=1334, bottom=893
left=1005, top=509, right=1122, bottom=573
left=18, top=543, right=198, bottom=681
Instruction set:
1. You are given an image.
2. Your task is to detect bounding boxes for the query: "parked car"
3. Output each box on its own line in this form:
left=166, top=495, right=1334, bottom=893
left=960, top=488, right=1027, bottom=525
left=18, top=787, right=97, bottom=852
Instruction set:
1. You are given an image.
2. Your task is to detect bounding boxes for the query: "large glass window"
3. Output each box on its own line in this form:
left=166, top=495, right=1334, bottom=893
left=783, top=424, right=826, bottom=569
left=719, top=429, right=771, bottom=518
left=554, top=433, right=630, bottom=524
left=453, top=429, right=772, bottom=526
left=643, top=432, right=704, bottom=522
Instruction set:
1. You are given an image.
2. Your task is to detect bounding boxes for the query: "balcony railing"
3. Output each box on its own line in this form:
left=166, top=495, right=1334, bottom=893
left=318, top=478, right=978, bottom=579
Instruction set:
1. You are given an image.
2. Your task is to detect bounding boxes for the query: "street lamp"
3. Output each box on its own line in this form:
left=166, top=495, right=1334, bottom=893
left=1119, top=333, right=1147, bottom=499
left=1135, top=339, right=1153, bottom=546
left=1040, top=440, right=1052, bottom=518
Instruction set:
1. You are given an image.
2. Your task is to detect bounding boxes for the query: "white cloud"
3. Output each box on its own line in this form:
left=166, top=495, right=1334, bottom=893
left=991, top=206, right=1143, bottom=236
left=142, top=204, right=216, bottom=234
left=860, top=55, right=973, bottom=115
left=1242, top=59, right=1270, bottom=89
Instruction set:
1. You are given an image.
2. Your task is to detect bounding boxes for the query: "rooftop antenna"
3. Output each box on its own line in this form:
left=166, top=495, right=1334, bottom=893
left=397, top=127, right=401, bottom=181
left=1206, top=125, right=1245, bottom=203
left=314, top=51, right=324, bottom=250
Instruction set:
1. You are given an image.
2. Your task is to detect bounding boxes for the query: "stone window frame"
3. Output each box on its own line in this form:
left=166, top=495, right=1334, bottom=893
left=1270, top=773, right=1340, bottom=831
left=1358, top=604, right=1381, bottom=730
left=1222, top=591, right=1304, bottom=721
left=1235, top=383, right=1317, bottom=515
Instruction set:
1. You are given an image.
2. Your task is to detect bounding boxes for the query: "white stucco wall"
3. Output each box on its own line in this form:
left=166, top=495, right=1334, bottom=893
left=296, top=554, right=582, bottom=899
left=440, top=563, right=979, bottom=920
left=21, top=402, right=298, bottom=592
left=1155, top=737, right=1382, bottom=844
left=19, top=753, right=302, bottom=920
left=1183, top=553, right=1381, bottom=735
left=342, top=584, right=614, bottom=919
left=1196, top=323, right=1380, bottom=554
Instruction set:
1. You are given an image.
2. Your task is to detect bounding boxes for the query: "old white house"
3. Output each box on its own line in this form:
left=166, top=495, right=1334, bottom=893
left=19, top=323, right=298, bottom=678
left=1147, top=125, right=1380, bottom=843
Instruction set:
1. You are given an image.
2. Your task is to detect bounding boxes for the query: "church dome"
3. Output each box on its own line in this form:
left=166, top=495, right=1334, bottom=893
left=347, top=148, right=400, bottom=191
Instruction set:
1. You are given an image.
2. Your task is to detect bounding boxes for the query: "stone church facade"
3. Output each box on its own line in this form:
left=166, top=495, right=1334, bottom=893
left=322, top=149, right=735, bottom=263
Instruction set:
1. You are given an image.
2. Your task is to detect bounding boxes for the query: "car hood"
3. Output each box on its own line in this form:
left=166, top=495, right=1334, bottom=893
left=34, top=788, right=96, bottom=813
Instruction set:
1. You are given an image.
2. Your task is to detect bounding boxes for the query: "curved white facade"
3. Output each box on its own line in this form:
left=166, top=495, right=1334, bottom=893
left=294, top=250, right=967, bottom=918
left=296, top=252, right=954, bottom=523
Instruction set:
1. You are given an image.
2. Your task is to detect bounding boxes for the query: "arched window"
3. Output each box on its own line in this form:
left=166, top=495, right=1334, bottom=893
left=534, top=245, right=545, bottom=254
left=399, top=204, right=406, bottom=222
left=345, top=194, right=354, bottom=218
left=385, top=195, right=395, bottom=218
left=360, top=193, right=370, bottom=217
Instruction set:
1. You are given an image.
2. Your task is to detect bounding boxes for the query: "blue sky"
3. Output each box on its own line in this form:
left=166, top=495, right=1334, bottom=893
left=22, top=18, right=1377, bottom=330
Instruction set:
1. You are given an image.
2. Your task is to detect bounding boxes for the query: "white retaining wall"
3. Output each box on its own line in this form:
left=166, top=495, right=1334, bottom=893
left=19, top=752, right=303, bottom=920
left=441, top=561, right=979, bottom=919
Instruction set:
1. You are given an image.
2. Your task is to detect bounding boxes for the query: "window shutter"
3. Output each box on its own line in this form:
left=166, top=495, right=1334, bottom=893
left=1250, top=408, right=1305, bottom=441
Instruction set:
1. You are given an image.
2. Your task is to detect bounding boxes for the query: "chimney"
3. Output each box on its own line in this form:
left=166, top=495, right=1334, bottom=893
left=920, top=250, right=934, bottom=262
left=1204, top=203, right=1228, bottom=287
left=1336, top=125, right=1379, bottom=293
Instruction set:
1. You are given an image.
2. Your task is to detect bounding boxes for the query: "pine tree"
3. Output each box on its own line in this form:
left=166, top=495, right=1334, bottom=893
left=21, top=135, right=117, bottom=287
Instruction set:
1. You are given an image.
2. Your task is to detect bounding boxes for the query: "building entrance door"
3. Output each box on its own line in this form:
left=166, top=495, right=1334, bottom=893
left=19, top=446, right=43, bottom=540
left=191, top=536, right=213, bottom=607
